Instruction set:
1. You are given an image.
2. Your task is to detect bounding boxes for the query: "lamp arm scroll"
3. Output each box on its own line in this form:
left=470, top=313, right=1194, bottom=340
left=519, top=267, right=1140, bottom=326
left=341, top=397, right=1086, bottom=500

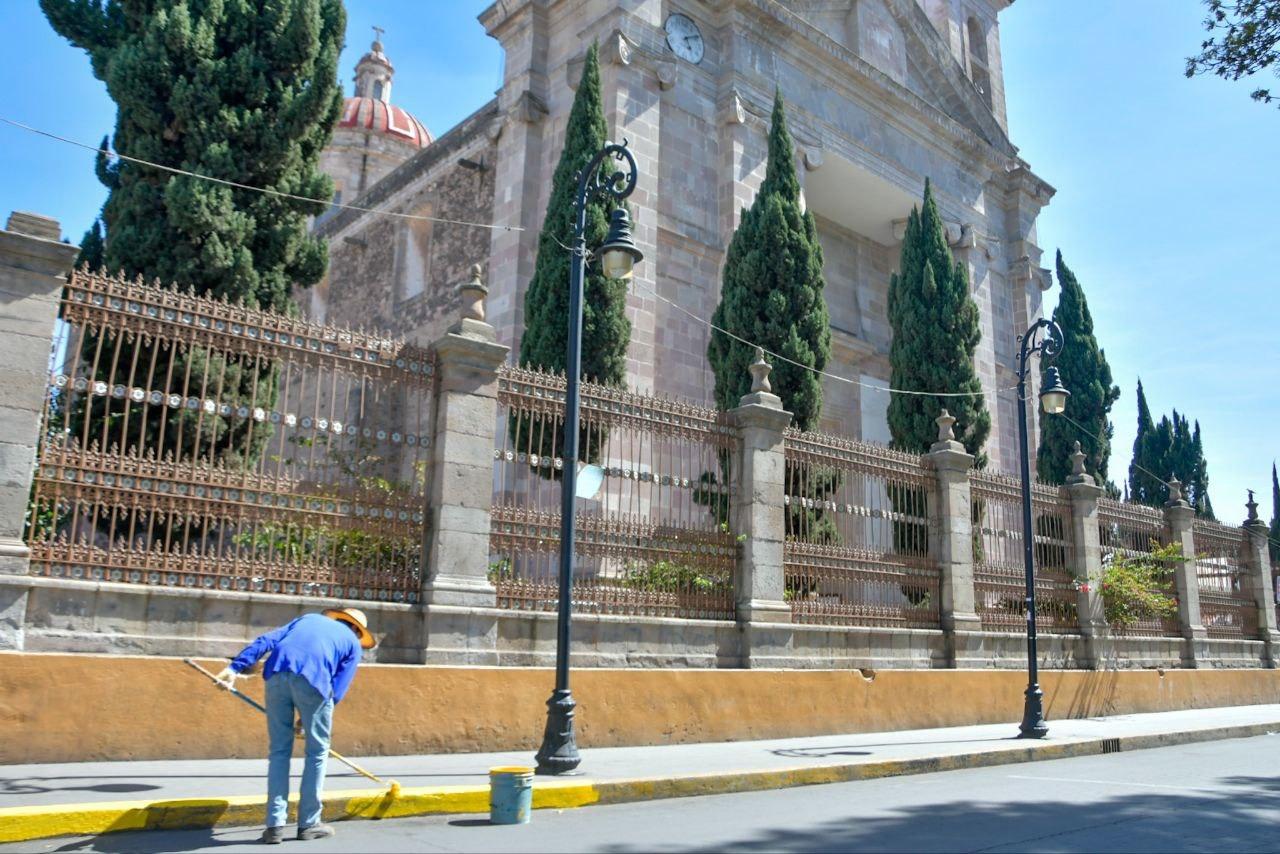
left=1016, top=318, right=1064, bottom=382
left=576, top=140, right=639, bottom=208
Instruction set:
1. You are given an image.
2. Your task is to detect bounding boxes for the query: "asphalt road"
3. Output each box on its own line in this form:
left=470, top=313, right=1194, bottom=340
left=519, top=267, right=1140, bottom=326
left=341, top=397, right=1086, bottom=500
left=9, top=734, right=1279, bottom=853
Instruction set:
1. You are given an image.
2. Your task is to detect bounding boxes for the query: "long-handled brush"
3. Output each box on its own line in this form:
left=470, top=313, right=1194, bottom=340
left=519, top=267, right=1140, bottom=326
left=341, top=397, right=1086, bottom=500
left=183, top=658, right=402, bottom=798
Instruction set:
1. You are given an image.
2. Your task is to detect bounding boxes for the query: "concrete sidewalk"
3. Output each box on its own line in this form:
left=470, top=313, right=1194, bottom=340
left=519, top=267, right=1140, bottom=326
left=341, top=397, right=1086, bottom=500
left=2, top=704, right=1278, bottom=843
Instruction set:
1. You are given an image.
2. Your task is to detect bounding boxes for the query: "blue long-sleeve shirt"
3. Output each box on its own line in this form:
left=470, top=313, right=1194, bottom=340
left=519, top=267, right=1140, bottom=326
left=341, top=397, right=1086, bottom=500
left=230, top=613, right=361, bottom=703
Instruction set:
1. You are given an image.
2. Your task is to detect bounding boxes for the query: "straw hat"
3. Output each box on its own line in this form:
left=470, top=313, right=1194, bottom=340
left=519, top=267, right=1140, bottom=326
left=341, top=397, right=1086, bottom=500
left=323, top=607, right=376, bottom=649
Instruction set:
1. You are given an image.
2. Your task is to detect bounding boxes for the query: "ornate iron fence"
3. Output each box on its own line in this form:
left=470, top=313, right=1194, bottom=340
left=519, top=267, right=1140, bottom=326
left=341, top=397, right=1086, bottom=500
left=24, top=268, right=433, bottom=603
left=782, top=430, right=940, bottom=629
left=1096, top=499, right=1180, bottom=637
left=489, top=366, right=738, bottom=620
left=1192, top=519, right=1257, bottom=640
left=971, top=472, right=1079, bottom=633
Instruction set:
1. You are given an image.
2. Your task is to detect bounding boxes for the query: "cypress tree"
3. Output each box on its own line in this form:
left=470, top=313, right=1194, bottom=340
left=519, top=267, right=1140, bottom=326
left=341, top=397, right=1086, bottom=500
left=1128, top=392, right=1215, bottom=518
left=42, top=0, right=344, bottom=309
left=76, top=219, right=105, bottom=271
left=518, top=43, right=630, bottom=386
left=886, top=180, right=990, bottom=464
left=707, top=91, right=830, bottom=429
left=514, top=43, right=631, bottom=471
left=43, top=0, right=345, bottom=470
left=706, top=91, right=833, bottom=548
left=1188, top=420, right=1214, bottom=519
left=1269, top=463, right=1279, bottom=563
left=1128, top=380, right=1163, bottom=504
left=1036, top=251, right=1119, bottom=485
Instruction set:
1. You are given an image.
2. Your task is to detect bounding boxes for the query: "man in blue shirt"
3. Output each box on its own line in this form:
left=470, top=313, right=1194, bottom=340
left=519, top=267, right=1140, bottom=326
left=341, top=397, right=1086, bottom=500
left=216, top=607, right=375, bottom=844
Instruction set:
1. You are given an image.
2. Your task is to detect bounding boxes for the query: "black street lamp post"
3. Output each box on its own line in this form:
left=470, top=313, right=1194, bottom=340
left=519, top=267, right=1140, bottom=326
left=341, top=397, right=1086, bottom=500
left=534, top=141, right=642, bottom=775
left=1013, top=318, right=1070, bottom=739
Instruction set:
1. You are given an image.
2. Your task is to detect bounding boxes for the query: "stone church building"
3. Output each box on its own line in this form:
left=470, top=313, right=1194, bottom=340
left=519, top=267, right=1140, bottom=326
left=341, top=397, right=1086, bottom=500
left=310, top=0, right=1054, bottom=474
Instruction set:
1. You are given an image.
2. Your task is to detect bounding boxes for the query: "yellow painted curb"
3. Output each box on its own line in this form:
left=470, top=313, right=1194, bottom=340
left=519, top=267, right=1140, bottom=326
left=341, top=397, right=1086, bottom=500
left=0, top=780, right=600, bottom=844
left=1, top=721, right=1275, bottom=845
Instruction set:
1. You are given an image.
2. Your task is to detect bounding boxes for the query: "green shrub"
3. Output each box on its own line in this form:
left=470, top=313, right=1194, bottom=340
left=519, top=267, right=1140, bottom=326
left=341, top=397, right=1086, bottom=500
left=1100, top=541, right=1181, bottom=628
left=623, top=560, right=729, bottom=595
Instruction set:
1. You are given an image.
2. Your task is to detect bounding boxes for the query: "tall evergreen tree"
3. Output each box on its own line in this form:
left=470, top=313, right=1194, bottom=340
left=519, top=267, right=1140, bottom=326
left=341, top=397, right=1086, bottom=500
left=75, top=219, right=105, bottom=271
left=1269, top=463, right=1279, bottom=563
left=43, top=0, right=343, bottom=308
left=886, top=180, right=989, bottom=463
left=43, top=0, right=345, bottom=468
left=705, top=91, right=833, bottom=548
left=519, top=43, right=631, bottom=387
left=1128, top=380, right=1163, bottom=504
left=1188, top=420, right=1214, bottom=518
left=514, top=43, right=631, bottom=471
left=1128, top=391, right=1215, bottom=518
left=707, top=91, right=830, bottom=429
left=1036, top=251, right=1119, bottom=485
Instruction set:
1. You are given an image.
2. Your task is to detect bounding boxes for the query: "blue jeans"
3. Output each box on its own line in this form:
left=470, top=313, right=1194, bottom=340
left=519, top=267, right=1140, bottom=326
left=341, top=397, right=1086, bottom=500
left=265, top=672, right=333, bottom=829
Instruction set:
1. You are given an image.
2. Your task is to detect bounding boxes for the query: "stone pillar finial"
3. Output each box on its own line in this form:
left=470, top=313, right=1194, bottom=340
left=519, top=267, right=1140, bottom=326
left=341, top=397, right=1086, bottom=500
left=1070, top=441, right=1087, bottom=478
left=935, top=409, right=956, bottom=443
left=1165, top=475, right=1184, bottom=507
left=458, top=263, right=487, bottom=323
left=749, top=347, right=772, bottom=394
left=1247, top=489, right=1260, bottom=523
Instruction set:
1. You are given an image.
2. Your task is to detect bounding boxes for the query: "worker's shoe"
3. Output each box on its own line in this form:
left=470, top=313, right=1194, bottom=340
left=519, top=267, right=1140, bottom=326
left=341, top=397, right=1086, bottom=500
left=260, top=826, right=285, bottom=845
left=298, top=823, right=336, bottom=841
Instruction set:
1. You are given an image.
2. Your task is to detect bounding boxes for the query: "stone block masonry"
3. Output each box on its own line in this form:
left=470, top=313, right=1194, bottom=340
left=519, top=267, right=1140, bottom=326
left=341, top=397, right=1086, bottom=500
left=0, top=207, right=1274, bottom=674
left=0, top=213, right=78, bottom=650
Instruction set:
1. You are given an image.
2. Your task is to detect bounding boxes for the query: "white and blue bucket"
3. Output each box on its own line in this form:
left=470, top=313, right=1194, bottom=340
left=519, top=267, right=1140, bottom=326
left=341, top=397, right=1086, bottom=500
left=489, top=766, right=535, bottom=825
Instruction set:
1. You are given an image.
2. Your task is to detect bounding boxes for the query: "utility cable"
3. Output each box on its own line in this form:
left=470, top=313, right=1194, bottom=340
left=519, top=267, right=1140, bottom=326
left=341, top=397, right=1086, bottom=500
left=628, top=277, right=1020, bottom=399
left=1, top=117, right=522, bottom=233
left=1054, top=410, right=1280, bottom=552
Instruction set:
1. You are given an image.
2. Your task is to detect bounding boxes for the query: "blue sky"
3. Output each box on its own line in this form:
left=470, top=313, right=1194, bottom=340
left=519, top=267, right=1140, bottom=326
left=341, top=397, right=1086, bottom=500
left=0, top=1, right=1274, bottom=523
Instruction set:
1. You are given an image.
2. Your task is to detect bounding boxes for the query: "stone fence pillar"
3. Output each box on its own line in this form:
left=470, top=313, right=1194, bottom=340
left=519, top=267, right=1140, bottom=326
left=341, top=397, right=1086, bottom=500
left=924, top=410, right=979, bottom=666
left=1164, top=478, right=1207, bottom=667
left=1242, top=492, right=1279, bottom=667
left=729, top=351, right=792, bottom=665
left=1064, top=443, right=1108, bottom=669
left=421, top=266, right=508, bottom=663
left=0, top=212, right=78, bottom=650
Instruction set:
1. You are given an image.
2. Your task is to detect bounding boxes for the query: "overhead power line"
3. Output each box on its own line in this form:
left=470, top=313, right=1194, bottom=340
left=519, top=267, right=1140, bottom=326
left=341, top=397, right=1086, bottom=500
left=0, top=116, right=521, bottom=233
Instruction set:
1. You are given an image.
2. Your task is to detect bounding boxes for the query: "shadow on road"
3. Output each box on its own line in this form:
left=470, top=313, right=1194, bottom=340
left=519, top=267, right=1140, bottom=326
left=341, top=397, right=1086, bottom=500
left=596, top=771, right=1280, bottom=853
left=52, top=828, right=249, bottom=854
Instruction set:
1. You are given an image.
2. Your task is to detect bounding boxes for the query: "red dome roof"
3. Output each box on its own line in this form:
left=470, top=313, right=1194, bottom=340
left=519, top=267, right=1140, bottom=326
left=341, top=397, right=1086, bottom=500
left=337, top=97, right=432, bottom=148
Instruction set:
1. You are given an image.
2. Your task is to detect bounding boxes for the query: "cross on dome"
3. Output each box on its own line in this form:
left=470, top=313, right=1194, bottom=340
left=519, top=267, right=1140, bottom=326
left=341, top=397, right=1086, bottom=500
left=354, top=28, right=394, bottom=102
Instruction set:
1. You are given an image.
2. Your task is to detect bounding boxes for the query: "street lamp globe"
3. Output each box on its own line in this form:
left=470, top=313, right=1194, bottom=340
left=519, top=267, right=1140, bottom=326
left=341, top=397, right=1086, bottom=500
left=598, top=208, right=643, bottom=279
left=1039, top=366, right=1070, bottom=415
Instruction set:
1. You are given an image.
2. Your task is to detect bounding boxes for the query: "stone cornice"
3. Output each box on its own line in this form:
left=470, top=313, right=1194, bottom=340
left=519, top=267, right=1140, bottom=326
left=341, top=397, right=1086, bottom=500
left=1007, top=163, right=1057, bottom=204
left=0, top=229, right=79, bottom=280
left=314, top=99, right=499, bottom=240
left=886, top=0, right=1014, bottom=153
left=721, top=1, right=1014, bottom=177
left=730, top=0, right=1014, bottom=161
left=479, top=0, right=537, bottom=40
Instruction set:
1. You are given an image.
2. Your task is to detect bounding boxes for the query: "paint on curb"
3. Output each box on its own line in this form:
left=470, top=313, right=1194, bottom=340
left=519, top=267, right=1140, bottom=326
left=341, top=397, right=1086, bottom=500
left=1, top=721, right=1275, bottom=845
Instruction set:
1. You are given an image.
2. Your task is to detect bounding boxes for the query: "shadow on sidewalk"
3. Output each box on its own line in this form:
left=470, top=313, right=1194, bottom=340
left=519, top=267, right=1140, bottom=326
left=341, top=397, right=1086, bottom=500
left=0, top=783, right=161, bottom=804
left=770, top=736, right=1009, bottom=758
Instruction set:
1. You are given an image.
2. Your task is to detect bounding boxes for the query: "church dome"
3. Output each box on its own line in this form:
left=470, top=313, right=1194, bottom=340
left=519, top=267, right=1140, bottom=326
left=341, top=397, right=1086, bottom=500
left=317, top=31, right=430, bottom=210
left=337, top=96, right=432, bottom=148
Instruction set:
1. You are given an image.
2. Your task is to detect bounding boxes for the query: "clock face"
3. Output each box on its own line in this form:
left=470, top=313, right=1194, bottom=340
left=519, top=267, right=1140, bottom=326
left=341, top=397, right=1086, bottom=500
left=665, top=13, right=704, bottom=65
